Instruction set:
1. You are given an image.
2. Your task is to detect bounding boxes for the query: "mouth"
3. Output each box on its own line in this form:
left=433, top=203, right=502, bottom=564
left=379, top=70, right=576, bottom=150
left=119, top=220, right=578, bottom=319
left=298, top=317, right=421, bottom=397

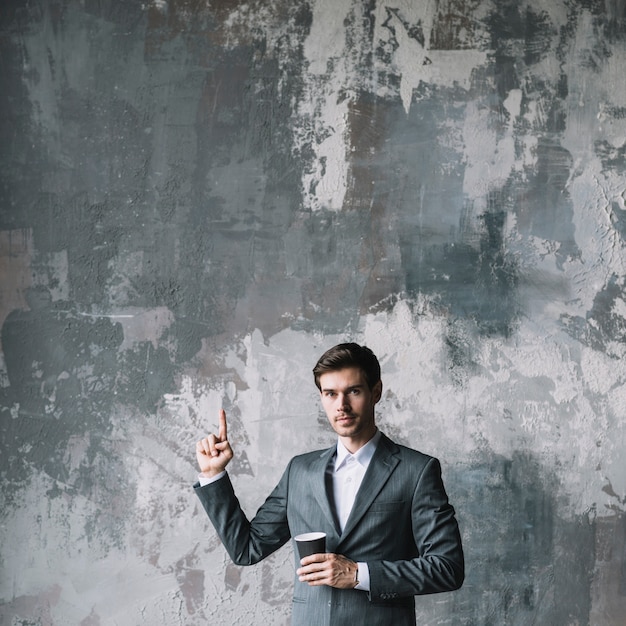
left=336, top=414, right=355, bottom=423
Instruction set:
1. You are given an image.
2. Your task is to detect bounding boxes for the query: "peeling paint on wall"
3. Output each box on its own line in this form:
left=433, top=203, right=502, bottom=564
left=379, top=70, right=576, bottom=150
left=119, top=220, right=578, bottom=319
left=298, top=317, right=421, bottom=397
left=1, top=0, right=626, bottom=624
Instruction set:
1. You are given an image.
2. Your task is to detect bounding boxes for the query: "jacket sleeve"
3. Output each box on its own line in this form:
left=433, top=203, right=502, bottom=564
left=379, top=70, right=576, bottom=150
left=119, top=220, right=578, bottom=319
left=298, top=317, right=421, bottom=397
left=193, top=463, right=292, bottom=566
left=367, top=457, right=464, bottom=600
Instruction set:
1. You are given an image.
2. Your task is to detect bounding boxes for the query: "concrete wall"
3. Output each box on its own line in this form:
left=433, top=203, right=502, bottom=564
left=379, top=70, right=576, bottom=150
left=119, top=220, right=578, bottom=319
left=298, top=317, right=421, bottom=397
left=1, top=1, right=625, bottom=624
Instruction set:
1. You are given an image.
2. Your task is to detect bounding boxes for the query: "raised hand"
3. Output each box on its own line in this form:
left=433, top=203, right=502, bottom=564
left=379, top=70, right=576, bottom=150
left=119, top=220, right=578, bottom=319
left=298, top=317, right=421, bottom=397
left=196, top=409, right=234, bottom=478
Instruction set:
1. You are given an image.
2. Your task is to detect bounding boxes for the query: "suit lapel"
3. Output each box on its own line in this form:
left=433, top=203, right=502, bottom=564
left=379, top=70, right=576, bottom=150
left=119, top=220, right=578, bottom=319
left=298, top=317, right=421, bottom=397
left=338, top=434, right=400, bottom=542
left=309, top=445, right=341, bottom=535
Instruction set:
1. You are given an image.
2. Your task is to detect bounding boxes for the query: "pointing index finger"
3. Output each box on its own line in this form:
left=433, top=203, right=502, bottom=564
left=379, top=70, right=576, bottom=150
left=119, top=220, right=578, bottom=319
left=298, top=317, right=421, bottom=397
left=218, top=408, right=227, bottom=441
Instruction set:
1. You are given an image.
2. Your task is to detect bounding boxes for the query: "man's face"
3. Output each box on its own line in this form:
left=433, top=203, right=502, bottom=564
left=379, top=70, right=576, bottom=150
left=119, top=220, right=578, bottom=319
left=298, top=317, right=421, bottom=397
left=318, top=367, right=382, bottom=451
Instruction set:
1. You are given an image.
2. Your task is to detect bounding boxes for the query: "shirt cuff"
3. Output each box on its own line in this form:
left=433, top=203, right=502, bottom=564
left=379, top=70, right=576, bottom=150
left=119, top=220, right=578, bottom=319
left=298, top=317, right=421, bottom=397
left=198, top=470, right=226, bottom=486
left=355, top=562, right=370, bottom=591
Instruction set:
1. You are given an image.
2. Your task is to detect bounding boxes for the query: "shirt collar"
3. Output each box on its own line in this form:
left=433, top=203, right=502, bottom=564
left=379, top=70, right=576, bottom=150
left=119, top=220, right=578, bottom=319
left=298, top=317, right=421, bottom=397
left=334, top=429, right=381, bottom=471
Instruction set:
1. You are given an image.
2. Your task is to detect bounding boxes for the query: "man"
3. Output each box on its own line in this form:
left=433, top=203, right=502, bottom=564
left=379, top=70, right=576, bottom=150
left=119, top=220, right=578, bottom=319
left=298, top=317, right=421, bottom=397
left=194, top=343, right=464, bottom=625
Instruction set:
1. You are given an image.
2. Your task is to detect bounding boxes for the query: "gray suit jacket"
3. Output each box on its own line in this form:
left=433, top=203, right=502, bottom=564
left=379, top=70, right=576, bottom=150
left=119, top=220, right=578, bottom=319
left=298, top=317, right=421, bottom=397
left=194, top=432, right=464, bottom=625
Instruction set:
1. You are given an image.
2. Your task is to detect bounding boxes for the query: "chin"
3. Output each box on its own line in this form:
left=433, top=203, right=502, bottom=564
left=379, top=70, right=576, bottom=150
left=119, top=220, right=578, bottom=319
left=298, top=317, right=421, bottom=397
left=338, top=425, right=361, bottom=436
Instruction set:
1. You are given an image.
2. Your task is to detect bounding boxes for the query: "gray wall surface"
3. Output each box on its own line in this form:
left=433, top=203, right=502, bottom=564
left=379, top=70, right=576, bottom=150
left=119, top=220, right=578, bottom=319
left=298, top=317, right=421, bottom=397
left=1, top=0, right=625, bottom=624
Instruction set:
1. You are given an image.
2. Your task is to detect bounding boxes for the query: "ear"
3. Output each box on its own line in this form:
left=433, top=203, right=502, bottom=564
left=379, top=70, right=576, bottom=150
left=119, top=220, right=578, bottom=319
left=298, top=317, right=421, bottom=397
left=372, top=380, right=382, bottom=404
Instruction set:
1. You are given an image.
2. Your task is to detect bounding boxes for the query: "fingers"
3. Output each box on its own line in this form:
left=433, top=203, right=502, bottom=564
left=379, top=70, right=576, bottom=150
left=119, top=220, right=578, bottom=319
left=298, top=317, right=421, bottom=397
left=297, top=554, right=357, bottom=589
left=196, top=435, right=213, bottom=456
left=208, top=433, right=220, bottom=456
left=196, top=434, right=224, bottom=457
left=197, top=409, right=228, bottom=456
left=297, top=553, right=327, bottom=577
left=297, top=556, right=330, bottom=585
left=218, top=408, right=227, bottom=441
left=195, top=409, right=234, bottom=475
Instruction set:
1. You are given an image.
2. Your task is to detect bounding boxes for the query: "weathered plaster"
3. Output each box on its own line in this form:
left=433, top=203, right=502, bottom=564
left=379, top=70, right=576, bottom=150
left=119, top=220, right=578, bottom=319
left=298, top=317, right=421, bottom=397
left=1, top=1, right=625, bottom=624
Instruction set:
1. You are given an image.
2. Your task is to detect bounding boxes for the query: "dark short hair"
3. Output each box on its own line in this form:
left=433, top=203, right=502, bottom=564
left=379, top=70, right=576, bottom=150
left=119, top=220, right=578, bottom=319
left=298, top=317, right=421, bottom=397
left=313, top=343, right=381, bottom=391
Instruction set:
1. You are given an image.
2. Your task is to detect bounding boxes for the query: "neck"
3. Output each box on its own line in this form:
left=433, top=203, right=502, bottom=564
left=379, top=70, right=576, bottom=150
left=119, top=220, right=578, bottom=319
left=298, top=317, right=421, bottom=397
left=340, top=427, right=378, bottom=454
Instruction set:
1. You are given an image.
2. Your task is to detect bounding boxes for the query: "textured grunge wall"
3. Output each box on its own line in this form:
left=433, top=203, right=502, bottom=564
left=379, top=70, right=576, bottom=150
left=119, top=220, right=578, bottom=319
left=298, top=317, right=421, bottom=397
left=1, top=1, right=626, bottom=624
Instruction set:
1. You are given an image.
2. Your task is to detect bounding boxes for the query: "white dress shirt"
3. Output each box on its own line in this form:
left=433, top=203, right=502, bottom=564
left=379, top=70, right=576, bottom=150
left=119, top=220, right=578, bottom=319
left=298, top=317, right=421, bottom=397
left=331, top=429, right=381, bottom=591
left=198, top=429, right=382, bottom=592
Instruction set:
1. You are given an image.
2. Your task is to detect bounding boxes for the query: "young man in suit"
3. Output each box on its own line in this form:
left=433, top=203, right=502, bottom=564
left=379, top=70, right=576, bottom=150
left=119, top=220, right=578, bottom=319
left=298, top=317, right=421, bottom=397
left=194, top=343, right=464, bottom=625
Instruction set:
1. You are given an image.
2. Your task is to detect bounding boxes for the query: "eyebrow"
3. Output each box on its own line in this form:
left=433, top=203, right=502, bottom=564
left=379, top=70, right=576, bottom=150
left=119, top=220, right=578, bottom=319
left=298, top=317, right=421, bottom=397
left=321, top=384, right=365, bottom=393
